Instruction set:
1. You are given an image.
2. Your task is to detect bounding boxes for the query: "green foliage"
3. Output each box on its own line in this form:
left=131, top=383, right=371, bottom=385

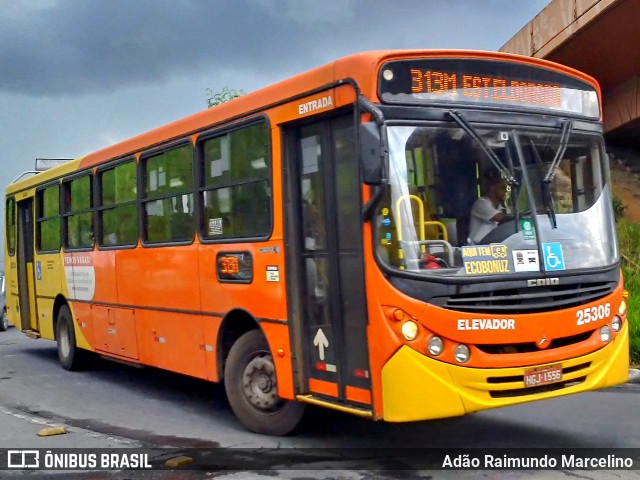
left=618, top=218, right=640, bottom=365
left=623, top=265, right=640, bottom=365
left=612, top=193, right=626, bottom=222
left=206, top=87, right=245, bottom=108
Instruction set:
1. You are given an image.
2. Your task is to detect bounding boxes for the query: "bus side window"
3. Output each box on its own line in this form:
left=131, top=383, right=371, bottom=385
left=199, top=122, right=271, bottom=241
left=99, top=160, right=138, bottom=247
left=37, top=184, right=62, bottom=252
left=64, top=174, right=94, bottom=250
left=142, top=144, right=194, bottom=244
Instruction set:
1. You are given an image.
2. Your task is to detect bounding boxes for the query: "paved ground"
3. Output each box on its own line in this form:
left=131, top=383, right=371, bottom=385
left=1, top=328, right=639, bottom=479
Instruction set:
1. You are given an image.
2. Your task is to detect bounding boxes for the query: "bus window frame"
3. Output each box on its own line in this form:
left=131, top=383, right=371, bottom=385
left=95, top=156, right=139, bottom=251
left=139, top=139, right=196, bottom=248
left=195, top=115, right=273, bottom=245
left=35, top=180, right=63, bottom=254
left=5, top=196, right=16, bottom=256
left=61, top=170, right=95, bottom=252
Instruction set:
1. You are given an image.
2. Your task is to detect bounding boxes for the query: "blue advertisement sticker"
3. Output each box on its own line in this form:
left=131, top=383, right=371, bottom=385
left=36, top=261, right=42, bottom=280
left=542, top=243, right=566, bottom=271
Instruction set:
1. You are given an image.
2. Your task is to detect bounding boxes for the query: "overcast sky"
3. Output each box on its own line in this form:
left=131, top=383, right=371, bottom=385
left=0, top=0, right=550, bottom=260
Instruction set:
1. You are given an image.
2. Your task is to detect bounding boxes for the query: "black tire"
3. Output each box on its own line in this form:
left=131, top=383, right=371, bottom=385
left=224, top=330, right=305, bottom=435
left=0, top=309, right=8, bottom=332
left=56, top=305, right=87, bottom=371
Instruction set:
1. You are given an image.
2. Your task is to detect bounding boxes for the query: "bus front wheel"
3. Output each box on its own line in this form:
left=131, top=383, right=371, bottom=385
left=224, top=330, right=305, bottom=435
left=56, top=305, right=87, bottom=371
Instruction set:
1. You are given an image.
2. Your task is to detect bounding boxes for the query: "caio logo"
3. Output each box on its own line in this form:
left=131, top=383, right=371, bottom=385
left=527, top=278, right=560, bottom=287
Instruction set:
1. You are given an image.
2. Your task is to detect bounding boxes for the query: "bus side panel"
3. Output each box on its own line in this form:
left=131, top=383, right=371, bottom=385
left=199, top=241, right=291, bottom=385
left=70, top=301, right=95, bottom=350
left=92, top=305, right=138, bottom=360
left=136, top=309, right=207, bottom=378
left=35, top=297, right=55, bottom=339
left=6, top=257, right=18, bottom=328
left=115, top=246, right=200, bottom=313
left=91, top=250, right=118, bottom=304
left=33, top=252, right=66, bottom=340
left=115, top=246, right=208, bottom=378
left=260, top=322, right=294, bottom=400
left=202, top=314, right=223, bottom=382
left=197, top=245, right=288, bottom=319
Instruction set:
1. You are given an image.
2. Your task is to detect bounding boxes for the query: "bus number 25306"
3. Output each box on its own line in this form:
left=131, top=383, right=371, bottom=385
left=576, top=303, right=611, bottom=326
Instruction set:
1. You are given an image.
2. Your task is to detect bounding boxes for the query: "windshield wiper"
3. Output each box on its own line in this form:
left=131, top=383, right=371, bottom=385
left=527, top=138, right=556, bottom=228
left=543, top=120, right=573, bottom=183
left=447, top=110, right=518, bottom=186
left=540, top=120, right=573, bottom=229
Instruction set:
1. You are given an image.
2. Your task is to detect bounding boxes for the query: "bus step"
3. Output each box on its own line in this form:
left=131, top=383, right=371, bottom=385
left=296, top=394, right=373, bottom=419
left=24, top=330, right=41, bottom=339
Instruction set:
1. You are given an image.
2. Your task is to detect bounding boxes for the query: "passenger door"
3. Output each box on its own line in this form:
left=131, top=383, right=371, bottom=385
left=16, top=198, right=39, bottom=331
left=284, top=112, right=371, bottom=407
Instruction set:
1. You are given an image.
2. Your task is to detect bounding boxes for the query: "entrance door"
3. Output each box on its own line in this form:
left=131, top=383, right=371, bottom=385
left=285, top=112, right=371, bottom=405
left=17, top=199, right=38, bottom=331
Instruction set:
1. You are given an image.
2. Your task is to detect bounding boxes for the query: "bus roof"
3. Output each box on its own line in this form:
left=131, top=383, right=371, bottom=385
left=6, top=49, right=600, bottom=195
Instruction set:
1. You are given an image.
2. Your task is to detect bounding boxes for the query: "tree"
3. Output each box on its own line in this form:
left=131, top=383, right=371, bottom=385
left=206, top=87, right=245, bottom=108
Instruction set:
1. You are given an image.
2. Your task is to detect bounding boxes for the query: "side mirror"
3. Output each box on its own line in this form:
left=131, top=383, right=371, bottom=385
left=359, top=122, right=385, bottom=185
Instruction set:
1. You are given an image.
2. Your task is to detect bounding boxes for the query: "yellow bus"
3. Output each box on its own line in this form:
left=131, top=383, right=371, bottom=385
left=5, top=50, right=629, bottom=435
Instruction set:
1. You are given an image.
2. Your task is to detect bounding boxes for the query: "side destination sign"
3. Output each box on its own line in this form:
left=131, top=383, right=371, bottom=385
left=462, top=244, right=513, bottom=275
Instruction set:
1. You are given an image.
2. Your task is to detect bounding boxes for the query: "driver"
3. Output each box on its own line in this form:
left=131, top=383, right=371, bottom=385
left=468, top=170, right=510, bottom=244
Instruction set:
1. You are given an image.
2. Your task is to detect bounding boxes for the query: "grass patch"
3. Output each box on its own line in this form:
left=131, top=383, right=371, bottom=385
left=618, top=219, right=640, bottom=365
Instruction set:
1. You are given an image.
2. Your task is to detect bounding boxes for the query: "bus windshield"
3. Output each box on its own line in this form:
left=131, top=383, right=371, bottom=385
left=376, top=124, right=618, bottom=276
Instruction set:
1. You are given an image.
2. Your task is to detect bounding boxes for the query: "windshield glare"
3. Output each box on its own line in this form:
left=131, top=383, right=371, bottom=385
left=376, top=125, right=617, bottom=276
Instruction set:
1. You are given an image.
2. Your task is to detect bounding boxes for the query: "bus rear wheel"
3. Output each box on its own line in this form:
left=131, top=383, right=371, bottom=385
left=0, top=309, right=8, bottom=332
left=56, top=305, right=87, bottom=371
left=224, top=330, right=305, bottom=435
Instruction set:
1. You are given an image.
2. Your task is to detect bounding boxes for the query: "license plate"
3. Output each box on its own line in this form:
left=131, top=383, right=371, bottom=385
left=524, top=364, right=563, bottom=387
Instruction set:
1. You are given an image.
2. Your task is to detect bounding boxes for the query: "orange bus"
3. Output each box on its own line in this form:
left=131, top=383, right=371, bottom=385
left=4, top=50, right=629, bottom=435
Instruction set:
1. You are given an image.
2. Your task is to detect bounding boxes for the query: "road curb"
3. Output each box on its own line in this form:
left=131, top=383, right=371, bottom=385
left=629, top=368, right=640, bottom=384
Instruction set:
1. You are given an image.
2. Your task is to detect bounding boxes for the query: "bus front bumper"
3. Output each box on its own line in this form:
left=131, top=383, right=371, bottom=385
left=381, top=323, right=629, bottom=422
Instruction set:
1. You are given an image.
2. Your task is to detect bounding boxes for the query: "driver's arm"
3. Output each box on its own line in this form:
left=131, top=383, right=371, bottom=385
left=493, top=211, right=515, bottom=224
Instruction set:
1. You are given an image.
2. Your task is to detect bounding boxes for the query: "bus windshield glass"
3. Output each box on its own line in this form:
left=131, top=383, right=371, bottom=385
left=376, top=124, right=617, bottom=277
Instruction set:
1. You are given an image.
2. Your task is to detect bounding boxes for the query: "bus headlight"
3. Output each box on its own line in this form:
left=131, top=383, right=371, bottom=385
left=454, top=344, right=470, bottom=363
left=618, top=300, right=627, bottom=316
left=611, top=316, right=622, bottom=333
left=428, top=336, right=443, bottom=356
left=600, top=325, right=612, bottom=343
left=401, top=321, right=419, bottom=341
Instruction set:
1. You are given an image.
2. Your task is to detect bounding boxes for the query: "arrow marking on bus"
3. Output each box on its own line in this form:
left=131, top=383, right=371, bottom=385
left=313, top=328, right=329, bottom=360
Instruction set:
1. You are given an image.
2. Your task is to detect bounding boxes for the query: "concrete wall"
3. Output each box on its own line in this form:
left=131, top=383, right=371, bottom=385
left=501, top=0, right=616, bottom=58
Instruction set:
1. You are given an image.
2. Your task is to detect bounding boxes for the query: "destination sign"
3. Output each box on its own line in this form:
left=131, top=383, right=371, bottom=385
left=409, top=69, right=561, bottom=107
left=379, top=58, right=599, bottom=118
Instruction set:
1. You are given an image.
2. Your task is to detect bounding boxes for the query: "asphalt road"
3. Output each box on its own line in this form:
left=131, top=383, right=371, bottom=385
left=0, top=326, right=639, bottom=479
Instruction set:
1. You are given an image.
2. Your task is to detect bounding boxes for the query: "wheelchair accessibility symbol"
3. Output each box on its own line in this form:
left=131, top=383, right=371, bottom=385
left=542, top=243, right=566, bottom=271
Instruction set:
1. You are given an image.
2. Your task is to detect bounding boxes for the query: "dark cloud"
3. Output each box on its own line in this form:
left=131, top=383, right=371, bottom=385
left=0, top=0, right=549, bottom=96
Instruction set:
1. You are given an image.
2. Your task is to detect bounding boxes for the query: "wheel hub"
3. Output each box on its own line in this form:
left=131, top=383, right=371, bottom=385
left=242, top=354, right=281, bottom=411
left=59, top=322, right=70, bottom=358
